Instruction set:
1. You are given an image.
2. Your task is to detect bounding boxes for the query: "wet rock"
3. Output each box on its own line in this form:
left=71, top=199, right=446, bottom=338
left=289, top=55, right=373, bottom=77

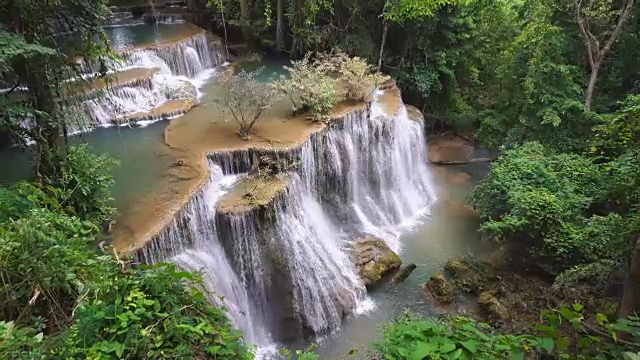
left=334, top=286, right=357, bottom=319
left=391, top=263, right=417, bottom=285
left=405, top=105, right=424, bottom=124
left=422, top=272, right=454, bottom=305
left=163, top=79, right=197, bottom=100
left=478, top=292, right=508, bottom=323
left=444, top=256, right=489, bottom=294
left=354, top=234, right=401, bottom=286
left=428, top=135, right=473, bottom=164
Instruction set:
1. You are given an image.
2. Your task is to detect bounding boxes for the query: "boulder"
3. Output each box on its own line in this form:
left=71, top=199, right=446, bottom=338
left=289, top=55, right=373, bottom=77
left=422, top=272, right=454, bottom=305
left=478, top=292, right=508, bottom=323
left=391, top=263, right=417, bottom=285
left=444, top=256, right=488, bottom=294
left=163, top=79, right=197, bottom=100
left=354, top=234, right=401, bottom=286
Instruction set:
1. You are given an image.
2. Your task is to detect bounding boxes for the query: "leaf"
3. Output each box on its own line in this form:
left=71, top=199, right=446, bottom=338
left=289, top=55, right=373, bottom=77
left=573, top=303, right=584, bottom=312
left=34, top=332, right=44, bottom=343
left=459, top=340, right=477, bottom=353
left=410, top=341, right=436, bottom=359
left=556, top=336, right=570, bottom=351
left=440, top=342, right=457, bottom=353
left=541, top=337, right=554, bottom=354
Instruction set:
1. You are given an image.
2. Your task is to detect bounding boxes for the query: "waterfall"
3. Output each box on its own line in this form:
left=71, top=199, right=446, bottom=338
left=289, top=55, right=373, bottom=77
left=138, top=97, right=437, bottom=347
left=76, top=32, right=224, bottom=128
left=139, top=164, right=272, bottom=346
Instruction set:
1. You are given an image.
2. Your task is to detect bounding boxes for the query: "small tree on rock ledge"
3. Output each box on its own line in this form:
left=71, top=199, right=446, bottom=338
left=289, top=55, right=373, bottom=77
left=209, top=68, right=277, bottom=140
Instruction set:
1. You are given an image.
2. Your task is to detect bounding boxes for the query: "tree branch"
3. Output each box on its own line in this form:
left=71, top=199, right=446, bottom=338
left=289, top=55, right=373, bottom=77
left=575, top=0, right=595, bottom=69
left=598, top=0, right=635, bottom=62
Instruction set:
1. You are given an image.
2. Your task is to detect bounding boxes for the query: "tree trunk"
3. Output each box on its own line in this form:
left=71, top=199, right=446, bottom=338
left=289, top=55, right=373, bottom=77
left=239, top=0, right=249, bottom=39
left=377, top=21, right=388, bottom=71
left=291, top=0, right=304, bottom=55
left=276, top=0, right=284, bottom=52
left=585, top=63, right=599, bottom=111
left=621, top=236, right=640, bottom=318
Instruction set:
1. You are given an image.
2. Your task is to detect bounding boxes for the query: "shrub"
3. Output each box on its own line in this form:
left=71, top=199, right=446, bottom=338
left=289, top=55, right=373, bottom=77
left=208, top=67, right=278, bottom=139
left=44, top=145, right=118, bottom=224
left=0, top=205, right=112, bottom=331
left=0, top=321, right=45, bottom=360
left=375, top=314, right=538, bottom=359
left=273, top=52, right=342, bottom=122
left=470, top=142, right=621, bottom=270
left=56, top=263, right=252, bottom=359
left=317, top=52, right=386, bottom=101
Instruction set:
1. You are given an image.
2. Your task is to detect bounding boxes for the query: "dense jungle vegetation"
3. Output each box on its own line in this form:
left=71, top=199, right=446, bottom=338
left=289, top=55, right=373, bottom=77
left=1, top=0, right=639, bottom=358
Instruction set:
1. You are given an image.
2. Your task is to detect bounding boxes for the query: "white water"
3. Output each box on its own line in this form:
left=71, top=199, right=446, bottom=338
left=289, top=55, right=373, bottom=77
left=79, top=32, right=223, bottom=128
left=139, top=96, right=438, bottom=352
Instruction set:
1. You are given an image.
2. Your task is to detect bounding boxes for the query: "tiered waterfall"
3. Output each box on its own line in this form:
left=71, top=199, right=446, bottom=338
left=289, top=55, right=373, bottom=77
left=76, top=32, right=225, bottom=128
left=138, top=96, right=438, bottom=347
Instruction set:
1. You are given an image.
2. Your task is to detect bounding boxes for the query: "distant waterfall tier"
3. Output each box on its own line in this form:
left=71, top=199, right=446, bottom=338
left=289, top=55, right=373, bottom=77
left=137, top=98, right=437, bottom=345
left=69, top=31, right=225, bottom=129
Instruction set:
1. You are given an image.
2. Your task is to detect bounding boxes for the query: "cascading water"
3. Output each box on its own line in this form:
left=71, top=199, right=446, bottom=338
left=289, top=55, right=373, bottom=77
left=138, top=94, right=438, bottom=350
left=139, top=164, right=272, bottom=347
left=77, top=31, right=224, bottom=128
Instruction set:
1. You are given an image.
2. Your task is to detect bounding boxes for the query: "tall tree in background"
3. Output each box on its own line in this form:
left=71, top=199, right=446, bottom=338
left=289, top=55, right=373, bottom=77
left=574, top=0, right=636, bottom=111
left=0, top=0, right=111, bottom=181
left=377, top=0, right=461, bottom=70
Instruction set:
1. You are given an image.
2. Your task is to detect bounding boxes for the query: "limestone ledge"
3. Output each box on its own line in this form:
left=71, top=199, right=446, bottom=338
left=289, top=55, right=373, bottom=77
left=113, top=84, right=406, bottom=254
left=217, top=175, right=291, bottom=216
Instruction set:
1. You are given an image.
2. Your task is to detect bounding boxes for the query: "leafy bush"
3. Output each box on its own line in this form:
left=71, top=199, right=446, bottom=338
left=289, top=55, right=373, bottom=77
left=0, top=321, right=45, bottom=360
left=592, top=94, right=640, bottom=159
left=377, top=310, right=640, bottom=360
left=316, top=52, right=386, bottom=101
left=470, top=142, right=624, bottom=270
left=208, top=67, right=278, bottom=140
left=273, top=53, right=342, bottom=122
left=56, top=263, right=252, bottom=359
left=376, top=314, right=538, bottom=359
left=0, top=201, right=112, bottom=330
left=44, top=145, right=118, bottom=224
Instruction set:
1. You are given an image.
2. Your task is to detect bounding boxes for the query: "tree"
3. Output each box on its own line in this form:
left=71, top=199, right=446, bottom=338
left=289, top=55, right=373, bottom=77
left=377, top=0, right=460, bottom=70
left=574, top=0, right=636, bottom=111
left=209, top=68, right=278, bottom=139
left=0, top=0, right=111, bottom=181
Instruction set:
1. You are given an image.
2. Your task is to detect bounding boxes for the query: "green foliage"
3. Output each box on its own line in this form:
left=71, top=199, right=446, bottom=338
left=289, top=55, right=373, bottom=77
left=377, top=308, right=640, bottom=360
left=470, top=142, right=627, bottom=270
left=44, top=145, right=118, bottom=224
left=376, top=314, right=537, bottom=359
left=592, top=95, right=640, bottom=159
left=274, top=53, right=342, bottom=122
left=0, top=321, right=45, bottom=360
left=209, top=67, right=278, bottom=139
left=477, top=4, right=587, bottom=150
left=280, top=344, right=320, bottom=360
left=535, top=304, right=640, bottom=359
left=56, top=264, right=252, bottom=360
left=384, top=0, right=462, bottom=24
left=317, top=52, right=386, bottom=101
left=0, top=202, right=111, bottom=330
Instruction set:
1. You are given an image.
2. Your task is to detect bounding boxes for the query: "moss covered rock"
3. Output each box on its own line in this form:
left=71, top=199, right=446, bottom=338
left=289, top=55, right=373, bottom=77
left=422, top=272, right=454, bottom=305
left=354, top=234, right=401, bottom=285
left=444, top=255, right=490, bottom=294
left=478, top=291, right=508, bottom=323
